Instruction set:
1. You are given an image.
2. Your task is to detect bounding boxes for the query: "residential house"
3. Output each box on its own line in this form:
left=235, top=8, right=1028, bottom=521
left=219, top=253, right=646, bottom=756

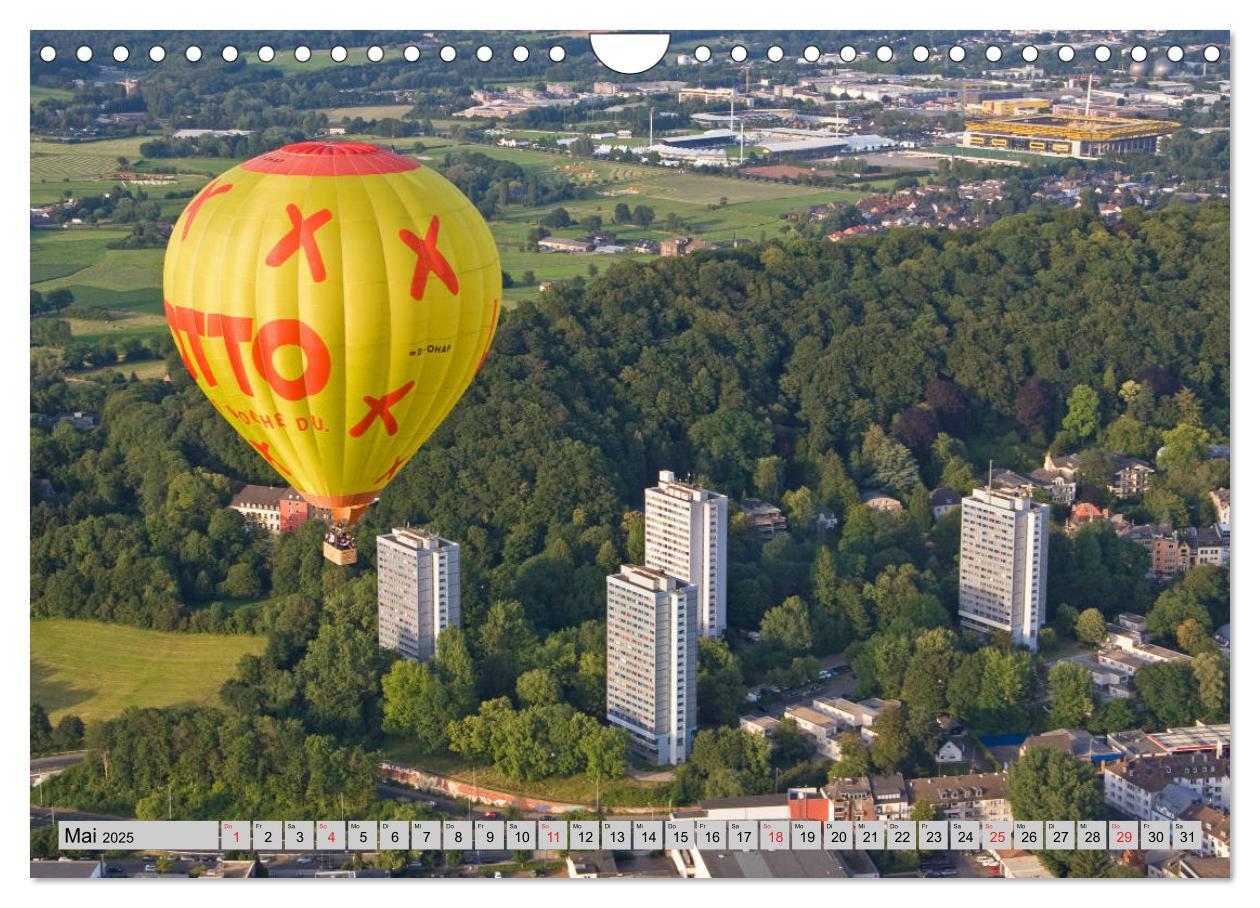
left=934, top=735, right=974, bottom=766
left=929, top=487, right=961, bottom=519
left=659, top=236, right=691, bottom=256
left=1121, top=523, right=1181, bottom=579
left=1110, top=455, right=1156, bottom=498
left=1182, top=803, right=1229, bottom=857
left=869, top=774, right=909, bottom=820
left=1148, top=853, right=1230, bottom=879
left=739, top=499, right=788, bottom=542
left=908, top=772, right=1010, bottom=822
left=1210, top=488, right=1230, bottom=527
left=1020, top=728, right=1122, bottom=762
left=828, top=777, right=876, bottom=822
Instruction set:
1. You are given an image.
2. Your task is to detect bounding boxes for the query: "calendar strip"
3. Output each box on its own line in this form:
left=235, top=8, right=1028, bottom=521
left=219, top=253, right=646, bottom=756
left=56, top=819, right=1202, bottom=853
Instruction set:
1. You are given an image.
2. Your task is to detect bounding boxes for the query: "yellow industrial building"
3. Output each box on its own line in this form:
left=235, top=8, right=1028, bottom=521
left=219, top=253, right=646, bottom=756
left=962, top=114, right=1179, bottom=159
left=978, top=97, right=1051, bottom=117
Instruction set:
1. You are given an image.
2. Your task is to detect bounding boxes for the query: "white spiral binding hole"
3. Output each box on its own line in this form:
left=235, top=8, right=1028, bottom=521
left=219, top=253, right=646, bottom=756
left=33, top=38, right=1229, bottom=71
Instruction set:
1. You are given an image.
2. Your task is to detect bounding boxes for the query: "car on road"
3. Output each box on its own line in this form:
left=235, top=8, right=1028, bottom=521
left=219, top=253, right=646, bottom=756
left=296, top=856, right=313, bottom=865
left=143, top=863, right=155, bottom=873
left=483, top=811, right=501, bottom=819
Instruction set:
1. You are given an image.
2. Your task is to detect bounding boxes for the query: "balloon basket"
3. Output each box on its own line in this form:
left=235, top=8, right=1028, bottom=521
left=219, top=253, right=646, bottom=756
left=323, top=527, right=357, bottom=566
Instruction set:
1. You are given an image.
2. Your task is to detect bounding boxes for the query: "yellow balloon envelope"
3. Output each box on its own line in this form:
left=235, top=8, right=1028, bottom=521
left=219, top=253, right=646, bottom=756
left=163, top=142, right=501, bottom=526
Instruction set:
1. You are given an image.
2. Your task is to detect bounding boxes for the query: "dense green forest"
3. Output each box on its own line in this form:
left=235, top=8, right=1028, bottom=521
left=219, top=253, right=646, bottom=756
left=32, top=201, right=1229, bottom=813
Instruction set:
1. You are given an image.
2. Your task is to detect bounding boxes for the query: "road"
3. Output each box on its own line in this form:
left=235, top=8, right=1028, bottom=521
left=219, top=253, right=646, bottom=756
left=31, top=751, right=86, bottom=773
left=30, top=805, right=123, bottom=830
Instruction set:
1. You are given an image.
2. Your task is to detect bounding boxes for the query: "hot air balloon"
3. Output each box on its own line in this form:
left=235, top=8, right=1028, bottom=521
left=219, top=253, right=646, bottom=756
left=163, top=142, right=501, bottom=564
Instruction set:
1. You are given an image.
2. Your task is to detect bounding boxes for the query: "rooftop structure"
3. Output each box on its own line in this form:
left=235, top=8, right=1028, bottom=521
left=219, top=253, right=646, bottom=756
left=962, top=114, right=1179, bottom=159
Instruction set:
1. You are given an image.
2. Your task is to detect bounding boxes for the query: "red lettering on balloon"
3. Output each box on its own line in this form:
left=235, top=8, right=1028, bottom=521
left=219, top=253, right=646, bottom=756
left=399, top=217, right=459, bottom=301
left=349, top=381, right=415, bottom=438
left=265, top=204, right=332, bottom=281
left=205, top=312, right=257, bottom=396
left=374, top=456, right=406, bottom=485
left=251, top=319, right=332, bottom=401
left=250, top=439, right=292, bottom=476
left=180, top=178, right=233, bottom=240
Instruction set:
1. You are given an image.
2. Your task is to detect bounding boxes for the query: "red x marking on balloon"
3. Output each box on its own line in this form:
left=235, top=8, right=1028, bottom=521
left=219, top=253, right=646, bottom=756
left=250, top=439, right=291, bottom=476
left=374, top=456, right=406, bottom=485
left=180, top=178, right=233, bottom=240
left=399, top=217, right=459, bottom=301
left=349, top=381, right=416, bottom=438
left=265, top=204, right=333, bottom=281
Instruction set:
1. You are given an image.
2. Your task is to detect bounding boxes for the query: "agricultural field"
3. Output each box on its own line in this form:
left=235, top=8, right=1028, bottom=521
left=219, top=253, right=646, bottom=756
left=321, top=103, right=415, bottom=122
left=30, top=618, right=265, bottom=723
left=31, top=229, right=164, bottom=314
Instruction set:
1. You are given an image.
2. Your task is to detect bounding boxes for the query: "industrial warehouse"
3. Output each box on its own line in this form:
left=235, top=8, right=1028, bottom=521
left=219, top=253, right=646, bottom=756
left=962, top=114, right=1180, bottom=159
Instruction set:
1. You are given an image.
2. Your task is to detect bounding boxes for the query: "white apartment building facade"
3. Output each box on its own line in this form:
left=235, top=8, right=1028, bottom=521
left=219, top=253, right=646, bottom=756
left=958, top=487, right=1049, bottom=650
left=1103, top=753, right=1231, bottom=820
left=644, top=470, right=728, bottom=637
left=377, top=527, right=460, bottom=662
left=605, top=564, right=698, bottom=765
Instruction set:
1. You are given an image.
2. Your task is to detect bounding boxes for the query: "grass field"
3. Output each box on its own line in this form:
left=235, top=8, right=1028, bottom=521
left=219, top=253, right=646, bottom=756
left=30, top=618, right=265, bottom=723
left=322, top=104, right=414, bottom=122
left=31, top=230, right=164, bottom=314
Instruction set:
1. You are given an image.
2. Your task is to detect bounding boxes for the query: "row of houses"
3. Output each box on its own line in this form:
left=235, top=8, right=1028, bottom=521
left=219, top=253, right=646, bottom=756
left=1121, top=522, right=1231, bottom=580
left=741, top=696, right=900, bottom=761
